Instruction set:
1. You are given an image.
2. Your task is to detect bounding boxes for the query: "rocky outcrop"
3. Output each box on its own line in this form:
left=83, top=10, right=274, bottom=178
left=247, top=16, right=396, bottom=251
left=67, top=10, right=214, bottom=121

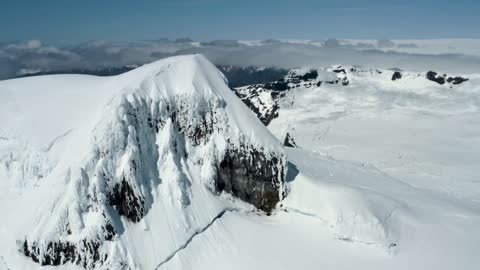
left=20, top=212, right=116, bottom=268
left=234, top=85, right=283, bottom=125
left=392, top=71, right=402, bottom=81
left=426, top=71, right=446, bottom=85
left=426, top=71, right=469, bottom=86
left=283, top=133, right=298, bottom=148
left=216, top=145, right=285, bottom=213
left=108, top=178, right=146, bottom=223
left=447, top=76, right=469, bottom=85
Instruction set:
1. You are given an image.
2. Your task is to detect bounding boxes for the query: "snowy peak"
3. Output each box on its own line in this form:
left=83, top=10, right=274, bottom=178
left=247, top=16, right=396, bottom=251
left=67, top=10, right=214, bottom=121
left=0, top=55, right=287, bottom=269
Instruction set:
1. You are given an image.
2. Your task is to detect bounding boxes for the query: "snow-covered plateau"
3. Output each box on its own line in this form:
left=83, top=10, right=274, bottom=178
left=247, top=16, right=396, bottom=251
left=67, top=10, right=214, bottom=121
left=1, top=55, right=479, bottom=270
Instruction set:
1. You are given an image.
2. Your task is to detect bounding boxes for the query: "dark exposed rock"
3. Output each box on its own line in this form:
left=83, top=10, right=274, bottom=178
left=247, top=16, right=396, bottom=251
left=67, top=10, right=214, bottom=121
left=283, top=133, right=298, bottom=148
left=447, top=76, right=469, bottom=85
left=427, top=71, right=469, bottom=85
left=108, top=178, right=145, bottom=223
left=299, top=70, right=318, bottom=81
left=426, top=71, right=446, bottom=85
left=264, top=79, right=289, bottom=91
left=333, top=68, right=346, bottom=74
left=288, top=69, right=318, bottom=81
left=392, top=71, right=402, bottom=81
left=23, top=239, right=100, bottom=268
left=216, top=146, right=285, bottom=213
left=234, top=86, right=281, bottom=125
left=262, top=103, right=280, bottom=125
left=21, top=219, right=115, bottom=268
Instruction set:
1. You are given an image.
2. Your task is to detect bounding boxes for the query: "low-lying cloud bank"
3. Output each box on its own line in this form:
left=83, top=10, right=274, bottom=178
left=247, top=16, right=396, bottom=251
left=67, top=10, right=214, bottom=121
left=1, top=38, right=480, bottom=80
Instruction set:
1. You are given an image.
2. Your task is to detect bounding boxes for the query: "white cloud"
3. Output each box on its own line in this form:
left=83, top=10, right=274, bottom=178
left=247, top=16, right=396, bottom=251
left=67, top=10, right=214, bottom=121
left=1, top=39, right=480, bottom=80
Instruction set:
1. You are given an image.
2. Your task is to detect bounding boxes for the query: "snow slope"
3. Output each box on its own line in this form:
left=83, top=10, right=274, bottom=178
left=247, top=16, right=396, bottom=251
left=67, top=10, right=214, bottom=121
left=152, top=147, right=480, bottom=270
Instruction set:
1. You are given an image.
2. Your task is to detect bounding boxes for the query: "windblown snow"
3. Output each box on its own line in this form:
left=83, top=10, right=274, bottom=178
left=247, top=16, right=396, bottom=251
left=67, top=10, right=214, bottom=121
left=1, top=55, right=479, bottom=270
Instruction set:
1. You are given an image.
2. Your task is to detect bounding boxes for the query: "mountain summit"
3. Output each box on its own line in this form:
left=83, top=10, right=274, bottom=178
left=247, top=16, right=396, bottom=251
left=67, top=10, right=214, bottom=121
left=0, top=55, right=286, bottom=269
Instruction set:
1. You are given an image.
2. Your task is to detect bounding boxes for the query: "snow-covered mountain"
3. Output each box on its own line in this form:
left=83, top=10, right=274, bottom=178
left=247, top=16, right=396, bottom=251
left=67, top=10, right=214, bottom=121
left=0, top=55, right=286, bottom=269
left=1, top=55, right=480, bottom=270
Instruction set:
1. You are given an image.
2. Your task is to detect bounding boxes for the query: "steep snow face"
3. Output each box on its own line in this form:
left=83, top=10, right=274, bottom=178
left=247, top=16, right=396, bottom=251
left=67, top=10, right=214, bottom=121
left=0, top=55, right=286, bottom=269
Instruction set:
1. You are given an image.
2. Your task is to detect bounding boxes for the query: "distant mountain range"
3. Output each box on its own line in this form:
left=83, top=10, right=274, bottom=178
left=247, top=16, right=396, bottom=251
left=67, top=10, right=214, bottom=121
left=15, top=64, right=288, bottom=88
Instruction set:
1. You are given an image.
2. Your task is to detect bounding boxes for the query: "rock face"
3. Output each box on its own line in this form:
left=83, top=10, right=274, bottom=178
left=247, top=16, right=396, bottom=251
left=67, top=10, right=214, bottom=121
left=217, top=146, right=285, bottom=213
left=9, top=55, right=287, bottom=269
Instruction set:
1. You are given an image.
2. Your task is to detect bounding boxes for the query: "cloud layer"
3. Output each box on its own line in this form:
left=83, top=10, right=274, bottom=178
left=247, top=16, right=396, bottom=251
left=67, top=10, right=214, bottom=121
left=1, top=38, right=480, bottom=80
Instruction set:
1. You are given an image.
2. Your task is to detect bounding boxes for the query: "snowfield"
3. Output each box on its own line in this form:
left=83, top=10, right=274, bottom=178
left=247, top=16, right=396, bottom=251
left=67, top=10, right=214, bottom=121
left=166, top=147, right=480, bottom=270
left=0, top=55, right=479, bottom=270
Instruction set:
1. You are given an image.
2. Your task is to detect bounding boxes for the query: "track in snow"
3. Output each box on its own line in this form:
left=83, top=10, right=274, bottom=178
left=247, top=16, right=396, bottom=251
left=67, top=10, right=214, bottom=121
left=0, top=256, right=10, bottom=270
left=154, top=208, right=240, bottom=269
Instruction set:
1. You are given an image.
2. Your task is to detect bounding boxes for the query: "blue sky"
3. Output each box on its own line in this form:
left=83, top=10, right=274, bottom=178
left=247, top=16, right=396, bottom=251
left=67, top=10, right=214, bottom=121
left=1, top=0, right=479, bottom=44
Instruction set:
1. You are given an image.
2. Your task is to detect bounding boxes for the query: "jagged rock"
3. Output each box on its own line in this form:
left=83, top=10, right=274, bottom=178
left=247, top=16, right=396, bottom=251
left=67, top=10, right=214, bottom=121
left=283, top=133, right=298, bottom=148
left=234, top=85, right=282, bottom=125
left=21, top=218, right=115, bottom=268
left=427, top=71, right=469, bottom=86
left=447, top=76, right=469, bottom=85
left=108, top=178, right=145, bottom=222
left=392, top=71, right=402, bottom=81
left=264, top=79, right=289, bottom=91
left=426, top=71, right=446, bottom=85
